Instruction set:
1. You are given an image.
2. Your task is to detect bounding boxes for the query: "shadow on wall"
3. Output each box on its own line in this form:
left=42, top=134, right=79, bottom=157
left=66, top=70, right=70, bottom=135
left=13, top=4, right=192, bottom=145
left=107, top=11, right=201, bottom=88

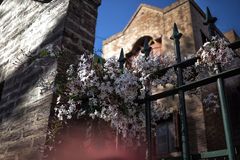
left=0, top=2, right=66, bottom=159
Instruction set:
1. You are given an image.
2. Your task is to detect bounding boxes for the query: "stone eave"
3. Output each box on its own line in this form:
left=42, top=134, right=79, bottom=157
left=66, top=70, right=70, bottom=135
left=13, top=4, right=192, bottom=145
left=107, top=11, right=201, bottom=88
left=103, top=32, right=123, bottom=45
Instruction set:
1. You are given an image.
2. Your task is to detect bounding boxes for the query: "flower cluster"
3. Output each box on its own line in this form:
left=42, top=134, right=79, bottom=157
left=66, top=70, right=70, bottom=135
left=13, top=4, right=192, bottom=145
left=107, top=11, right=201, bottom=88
left=54, top=53, right=177, bottom=143
left=196, top=37, right=235, bottom=73
left=53, top=37, right=235, bottom=145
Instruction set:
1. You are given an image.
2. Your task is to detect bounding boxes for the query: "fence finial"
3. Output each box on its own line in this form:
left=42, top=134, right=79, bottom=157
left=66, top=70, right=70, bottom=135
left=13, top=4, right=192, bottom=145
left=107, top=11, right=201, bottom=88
left=118, top=48, right=125, bottom=70
left=203, top=7, right=217, bottom=37
left=204, top=7, right=217, bottom=25
left=141, top=38, right=152, bottom=58
left=170, top=23, right=182, bottom=40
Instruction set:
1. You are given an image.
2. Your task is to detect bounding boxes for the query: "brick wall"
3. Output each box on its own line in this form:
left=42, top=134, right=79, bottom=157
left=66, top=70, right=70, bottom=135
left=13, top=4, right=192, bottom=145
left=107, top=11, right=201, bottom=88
left=0, top=0, right=100, bottom=159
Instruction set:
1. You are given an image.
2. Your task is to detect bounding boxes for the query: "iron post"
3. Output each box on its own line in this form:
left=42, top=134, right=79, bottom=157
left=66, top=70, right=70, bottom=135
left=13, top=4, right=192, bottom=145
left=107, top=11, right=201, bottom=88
left=215, top=63, right=236, bottom=160
left=171, top=23, right=190, bottom=160
left=145, top=91, right=152, bottom=160
left=142, top=38, right=152, bottom=160
left=116, top=49, right=126, bottom=150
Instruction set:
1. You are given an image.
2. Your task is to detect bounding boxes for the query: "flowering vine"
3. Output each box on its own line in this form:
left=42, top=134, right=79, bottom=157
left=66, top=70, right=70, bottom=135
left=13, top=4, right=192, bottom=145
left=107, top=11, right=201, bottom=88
left=52, top=37, right=235, bottom=145
left=54, top=52, right=177, bottom=143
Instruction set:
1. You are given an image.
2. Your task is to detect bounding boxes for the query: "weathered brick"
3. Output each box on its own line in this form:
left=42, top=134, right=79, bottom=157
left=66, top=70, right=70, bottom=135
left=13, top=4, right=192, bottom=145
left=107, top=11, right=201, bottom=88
left=1, top=131, right=21, bottom=142
left=64, top=18, right=95, bottom=43
left=23, top=127, right=46, bottom=138
left=0, top=0, right=100, bottom=160
left=63, top=28, right=80, bottom=44
left=7, top=139, right=32, bottom=152
left=63, top=39, right=83, bottom=54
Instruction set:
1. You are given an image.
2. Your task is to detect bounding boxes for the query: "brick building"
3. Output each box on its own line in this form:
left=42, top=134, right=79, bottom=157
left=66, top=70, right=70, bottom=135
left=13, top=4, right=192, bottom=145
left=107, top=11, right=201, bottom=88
left=0, top=0, right=100, bottom=159
left=103, top=0, right=240, bottom=159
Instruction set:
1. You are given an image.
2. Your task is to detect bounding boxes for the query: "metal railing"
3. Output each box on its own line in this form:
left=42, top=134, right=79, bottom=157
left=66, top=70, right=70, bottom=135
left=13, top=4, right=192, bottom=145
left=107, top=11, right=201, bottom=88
left=117, top=7, right=240, bottom=160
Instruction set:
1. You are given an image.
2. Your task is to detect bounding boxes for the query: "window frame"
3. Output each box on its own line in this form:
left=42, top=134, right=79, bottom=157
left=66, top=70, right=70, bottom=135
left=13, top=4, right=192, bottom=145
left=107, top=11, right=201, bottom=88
left=155, top=111, right=181, bottom=157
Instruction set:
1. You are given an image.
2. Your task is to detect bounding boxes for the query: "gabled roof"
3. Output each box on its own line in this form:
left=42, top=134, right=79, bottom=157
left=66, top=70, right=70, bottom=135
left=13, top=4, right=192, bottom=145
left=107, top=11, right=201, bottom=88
left=103, top=4, right=164, bottom=44
left=122, top=4, right=163, bottom=33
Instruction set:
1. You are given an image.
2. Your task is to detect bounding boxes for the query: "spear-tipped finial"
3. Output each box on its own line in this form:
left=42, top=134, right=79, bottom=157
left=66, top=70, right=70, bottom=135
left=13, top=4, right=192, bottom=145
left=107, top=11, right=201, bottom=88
left=203, top=7, right=217, bottom=25
left=203, top=7, right=217, bottom=37
left=141, top=38, right=152, bottom=58
left=118, top=48, right=126, bottom=70
left=170, top=23, right=182, bottom=40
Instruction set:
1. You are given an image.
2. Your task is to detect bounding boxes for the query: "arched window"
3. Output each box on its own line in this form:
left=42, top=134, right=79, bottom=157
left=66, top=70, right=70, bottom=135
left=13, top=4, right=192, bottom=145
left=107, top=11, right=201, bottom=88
left=126, top=35, right=162, bottom=68
left=126, top=35, right=153, bottom=68
left=129, top=36, right=153, bottom=57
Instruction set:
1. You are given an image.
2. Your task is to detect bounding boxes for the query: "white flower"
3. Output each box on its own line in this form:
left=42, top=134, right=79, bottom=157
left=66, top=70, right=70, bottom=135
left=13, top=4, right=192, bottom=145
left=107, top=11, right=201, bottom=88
left=196, top=38, right=234, bottom=72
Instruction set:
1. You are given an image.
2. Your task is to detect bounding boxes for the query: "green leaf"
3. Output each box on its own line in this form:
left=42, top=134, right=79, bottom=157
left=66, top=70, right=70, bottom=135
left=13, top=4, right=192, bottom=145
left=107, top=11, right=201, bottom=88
left=39, top=50, right=49, bottom=57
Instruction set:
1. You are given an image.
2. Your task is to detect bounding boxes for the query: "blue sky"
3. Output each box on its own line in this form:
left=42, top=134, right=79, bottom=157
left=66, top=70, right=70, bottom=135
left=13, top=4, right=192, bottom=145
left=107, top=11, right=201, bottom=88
left=94, top=0, right=240, bottom=53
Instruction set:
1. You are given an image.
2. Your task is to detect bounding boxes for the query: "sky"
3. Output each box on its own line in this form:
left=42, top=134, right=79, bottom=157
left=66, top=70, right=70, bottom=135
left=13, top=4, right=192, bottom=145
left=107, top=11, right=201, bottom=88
left=94, top=0, right=240, bottom=53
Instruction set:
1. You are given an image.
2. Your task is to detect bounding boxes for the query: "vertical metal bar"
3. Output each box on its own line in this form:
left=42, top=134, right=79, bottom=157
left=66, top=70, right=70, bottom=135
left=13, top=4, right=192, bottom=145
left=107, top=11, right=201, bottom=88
left=141, top=38, right=152, bottom=160
left=215, top=63, right=236, bottom=160
left=142, top=38, right=152, bottom=160
left=171, top=23, right=190, bottom=160
left=145, top=92, right=152, bottom=160
left=203, top=8, right=235, bottom=159
left=116, top=48, right=126, bottom=150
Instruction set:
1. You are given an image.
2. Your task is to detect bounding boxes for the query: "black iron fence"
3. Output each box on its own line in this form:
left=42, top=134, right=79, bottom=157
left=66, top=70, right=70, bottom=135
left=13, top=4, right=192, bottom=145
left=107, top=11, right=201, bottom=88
left=117, top=7, right=240, bottom=160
